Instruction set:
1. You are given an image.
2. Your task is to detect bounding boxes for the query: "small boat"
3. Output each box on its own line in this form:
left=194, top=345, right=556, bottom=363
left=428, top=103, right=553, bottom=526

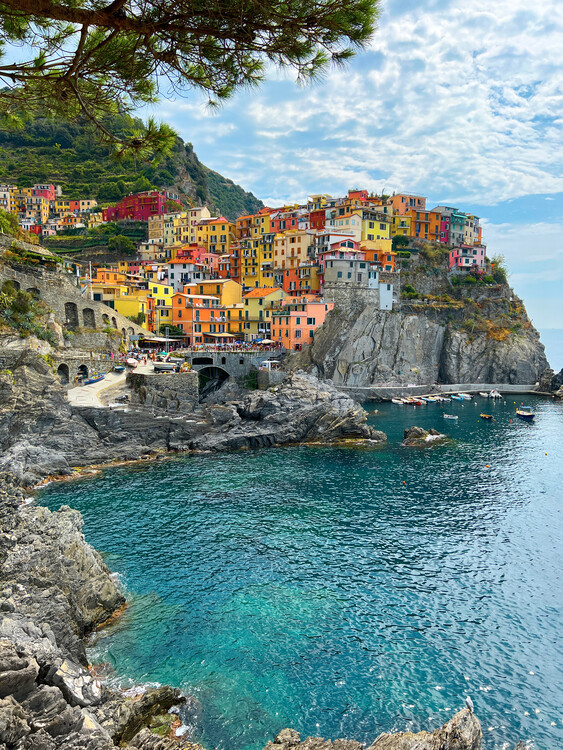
left=450, top=394, right=464, bottom=401
left=479, top=392, right=489, bottom=398
left=126, top=358, right=138, bottom=368
left=391, top=398, right=404, bottom=405
left=113, top=364, right=126, bottom=373
left=459, top=393, right=473, bottom=400
left=443, top=413, right=458, bottom=420
left=83, top=372, right=105, bottom=385
left=516, top=405, right=535, bottom=421
left=490, top=390, right=502, bottom=399
left=480, top=413, right=493, bottom=420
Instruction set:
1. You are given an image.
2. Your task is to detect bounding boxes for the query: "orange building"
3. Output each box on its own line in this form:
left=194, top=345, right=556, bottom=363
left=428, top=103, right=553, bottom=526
left=271, top=299, right=334, bottom=351
left=362, top=246, right=397, bottom=272
left=391, top=193, right=426, bottom=215
left=93, top=268, right=128, bottom=284
left=405, top=209, right=441, bottom=242
left=172, top=292, right=232, bottom=345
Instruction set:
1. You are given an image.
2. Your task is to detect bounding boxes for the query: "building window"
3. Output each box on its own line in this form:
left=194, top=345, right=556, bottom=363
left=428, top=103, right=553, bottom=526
left=337, top=271, right=343, bottom=278
left=295, top=330, right=301, bottom=338
left=306, top=317, right=315, bottom=325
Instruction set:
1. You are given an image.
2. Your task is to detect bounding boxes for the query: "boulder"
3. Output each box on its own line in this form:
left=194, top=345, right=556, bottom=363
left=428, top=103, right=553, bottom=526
left=402, top=426, right=446, bottom=446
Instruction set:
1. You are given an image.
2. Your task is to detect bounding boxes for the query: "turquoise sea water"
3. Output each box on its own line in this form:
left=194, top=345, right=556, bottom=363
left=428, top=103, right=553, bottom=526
left=40, top=396, right=563, bottom=750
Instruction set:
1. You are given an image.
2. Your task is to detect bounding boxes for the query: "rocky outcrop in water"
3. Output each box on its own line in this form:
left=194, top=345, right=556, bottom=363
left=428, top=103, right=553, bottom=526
left=402, top=426, right=446, bottom=446
left=262, top=710, right=483, bottom=750
left=288, top=297, right=548, bottom=387
left=0, top=351, right=385, bottom=484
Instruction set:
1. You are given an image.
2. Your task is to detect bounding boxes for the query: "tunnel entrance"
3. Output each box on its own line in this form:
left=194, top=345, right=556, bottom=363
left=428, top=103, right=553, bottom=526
left=198, top=366, right=229, bottom=398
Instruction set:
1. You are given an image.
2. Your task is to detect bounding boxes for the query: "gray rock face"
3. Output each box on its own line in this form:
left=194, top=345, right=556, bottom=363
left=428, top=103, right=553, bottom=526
left=264, top=710, right=482, bottom=750
left=289, top=301, right=548, bottom=387
left=402, top=426, right=445, bottom=446
left=0, top=353, right=385, bottom=484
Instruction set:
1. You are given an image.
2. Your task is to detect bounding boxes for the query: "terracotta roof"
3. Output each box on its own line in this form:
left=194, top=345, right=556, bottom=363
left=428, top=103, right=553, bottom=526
left=244, top=287, right=283, bottom=298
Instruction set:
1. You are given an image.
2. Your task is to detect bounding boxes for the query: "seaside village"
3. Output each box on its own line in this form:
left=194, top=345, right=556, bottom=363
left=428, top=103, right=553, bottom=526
left=0, top=183, right=485, bottom=351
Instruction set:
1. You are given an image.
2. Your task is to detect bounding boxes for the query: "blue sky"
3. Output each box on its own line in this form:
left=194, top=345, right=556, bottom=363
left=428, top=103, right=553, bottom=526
left=146, top=0, right=563, bottom=368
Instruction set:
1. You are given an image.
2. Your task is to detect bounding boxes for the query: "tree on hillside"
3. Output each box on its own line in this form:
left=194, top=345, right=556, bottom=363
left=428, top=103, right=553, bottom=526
left=0, top=0, right=379, bottom=156
left=108, top=234, right=136, bottom=255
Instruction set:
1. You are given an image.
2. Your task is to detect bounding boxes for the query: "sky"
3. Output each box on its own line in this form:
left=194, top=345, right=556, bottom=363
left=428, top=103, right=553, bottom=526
left=143, top=0, right=563, bottom=368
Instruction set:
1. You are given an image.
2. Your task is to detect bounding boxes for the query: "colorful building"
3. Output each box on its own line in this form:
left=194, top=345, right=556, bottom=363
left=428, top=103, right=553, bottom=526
left=449, top=245, right=486, bottom=271
left=242, top=287, right=286, bottom=341
left=272, top=299, right=334, bottom=350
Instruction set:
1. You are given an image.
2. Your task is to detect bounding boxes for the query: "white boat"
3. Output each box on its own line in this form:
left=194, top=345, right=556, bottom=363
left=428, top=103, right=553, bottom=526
left=126, top=357, right=138, bottom=368
left=458, top=393, right=473, bottom=400
left=443, top=413, right=459, bottom=420
left=479, top=392, right=489, bottom=398
left=490, top=390, right=502, bottom=398
left=391, top=398, right=404, bottom=405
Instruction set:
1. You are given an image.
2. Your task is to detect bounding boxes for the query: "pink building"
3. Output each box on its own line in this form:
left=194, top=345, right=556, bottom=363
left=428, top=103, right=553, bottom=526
left=32, top=184, right=56, bottom=201
left=439, top=214, right=450, bottom=244
left=272, top=299, right=334, bottom=350
left=449, top=245, right=486, bottom=271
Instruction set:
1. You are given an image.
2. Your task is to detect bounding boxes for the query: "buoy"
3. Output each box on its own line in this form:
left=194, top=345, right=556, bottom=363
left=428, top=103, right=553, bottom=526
left=485, top=465, right=490, bottom=468
left=545, top=452, right=548, bottom=455
left=402, top=481, right=406, bottom=485
left=510, top=419, right=512, bottom=422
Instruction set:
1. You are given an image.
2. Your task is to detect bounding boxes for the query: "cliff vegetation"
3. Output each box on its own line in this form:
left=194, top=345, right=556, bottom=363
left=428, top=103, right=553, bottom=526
left=0, top=115, right=263, bottom=220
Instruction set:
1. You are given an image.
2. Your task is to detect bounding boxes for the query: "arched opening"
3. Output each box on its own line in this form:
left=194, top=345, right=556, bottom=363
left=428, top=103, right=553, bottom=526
left=111, top=317, right=117, bottom=328
left=198, top=366, right=229, bottom=398
left=102, top=313, right=110, bottom=325
left=8, top=280, right=20, bottom=291
left=121, top=328, right=126, bottom=338
left=82, top=307, right=96, bottom=328
left=56, top=363, right=69, bottom=385
left=192, top=356, right=214, bottom=365
left=77, top=364, right=89, bottom=381
left=26, top=287, right=40, bottom=298
left=221, top=356, right=226, bottom=365
left=64, top=302, right=79, bottom=330
left=127, top=327, right=134, bottom=335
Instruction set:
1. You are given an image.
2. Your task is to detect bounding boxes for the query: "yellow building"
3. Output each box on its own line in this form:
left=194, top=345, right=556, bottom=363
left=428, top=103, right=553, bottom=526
left=186, top=279, right=243, bottom=307
left=226, top=303, right=245, bottom=337
left=242, top=287, right=286, bottom=341
left=391, top=214, right=411, bottom=237
left=195, top=217, right=236, bottom=254
left=113, top=295, right=148, bottom=328
left=273, top=229, right=316, bottom=271
left=360, top=210, right=392, bottom=242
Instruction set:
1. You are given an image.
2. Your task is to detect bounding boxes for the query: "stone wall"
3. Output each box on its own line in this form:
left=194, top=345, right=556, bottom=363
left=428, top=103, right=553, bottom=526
left=127, top=371, right=199, bottom=414
left=0, top=259, right=147, bottom=348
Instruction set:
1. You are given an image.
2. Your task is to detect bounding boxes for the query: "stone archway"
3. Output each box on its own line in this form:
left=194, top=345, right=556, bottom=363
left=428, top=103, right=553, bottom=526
left=64, top=302, right=79, bottom=330
left=192, top=356, right=214, bottom=365
left=82, top=307, right=96, bottom=328
left=198, top=365, right=230, bottom=397
left=121, top=328, right=126, bottom=338
left=26, top=287, right=40, bottom=298
left=127, top=327, right=134, bottom=336
left=102, top=313, right=110, bottom=325
left=78, top=364, right=89, bottom=380
left=56, top=363, right=69, bottom=385
left=111, top=317, right=117, bottom=328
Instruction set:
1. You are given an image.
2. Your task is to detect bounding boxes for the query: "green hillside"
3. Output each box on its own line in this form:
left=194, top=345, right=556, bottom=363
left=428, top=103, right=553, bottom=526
left=0, top=115, right=263, bottom=221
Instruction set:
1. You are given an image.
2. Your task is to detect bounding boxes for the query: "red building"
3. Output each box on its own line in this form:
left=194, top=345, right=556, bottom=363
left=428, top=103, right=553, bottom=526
left=32, top=184, right=57, bottom=201
left=102, top=191, right=173, bottom=222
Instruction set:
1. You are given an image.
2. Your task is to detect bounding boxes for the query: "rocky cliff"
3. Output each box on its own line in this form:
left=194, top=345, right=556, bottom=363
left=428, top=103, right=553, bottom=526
left=289, top=292, right=548, bottom=387
left=0, top=348, right=385, bottom=484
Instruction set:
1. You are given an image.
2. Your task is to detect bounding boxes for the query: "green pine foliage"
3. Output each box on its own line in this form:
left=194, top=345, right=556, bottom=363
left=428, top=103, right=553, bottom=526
left=0, top=115, right=263, bottom=220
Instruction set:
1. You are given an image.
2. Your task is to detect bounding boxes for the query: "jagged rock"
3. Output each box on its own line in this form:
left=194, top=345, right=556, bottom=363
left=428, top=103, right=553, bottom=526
left=366, top=708, right=481, bottom=749
left=50, top=658, right=102, bottom=707
left=402, top=426, right=446, bottom=446
left=288, top=300, right=548, bottom=387
left=537, top=368, right=555, bottom=391
left=0, top=695, right=31, bottom=744
left=0, top=641, right=39, bottom=700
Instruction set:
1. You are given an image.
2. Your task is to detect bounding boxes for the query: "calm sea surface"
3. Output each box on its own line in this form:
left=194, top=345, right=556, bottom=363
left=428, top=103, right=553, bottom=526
left=40, top=395, right=563, bottom=750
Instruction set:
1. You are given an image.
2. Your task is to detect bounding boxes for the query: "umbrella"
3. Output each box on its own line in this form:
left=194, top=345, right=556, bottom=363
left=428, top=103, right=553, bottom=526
left=260, top=339, right=274, bottom=344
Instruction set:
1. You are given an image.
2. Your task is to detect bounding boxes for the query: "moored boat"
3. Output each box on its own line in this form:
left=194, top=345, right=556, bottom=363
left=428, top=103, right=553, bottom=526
left=443, top=413, right=458, bottom=420
left=391, top=398, right=404, bottom=405
left=459, top=393, right=473, bottom=400
left=516, top=405, right=535, bottom=421
left=83, top=372, right=105, bottom=385
left=450, top=394, right=463, bottom=401
left=126, top=357, right=138, bottom=368
left=113, top=364, right=126, bottom=373
left=480, top=413, right=493, bottom=420
left=490, top=389, right=502, bottom=399
left=479, top=392, right=489, bottom=398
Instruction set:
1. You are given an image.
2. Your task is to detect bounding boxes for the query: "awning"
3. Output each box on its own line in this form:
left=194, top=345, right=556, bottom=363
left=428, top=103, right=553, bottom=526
left=204, top=332, right=235, bottom=338
left=140, top=335, right=182, bottom=342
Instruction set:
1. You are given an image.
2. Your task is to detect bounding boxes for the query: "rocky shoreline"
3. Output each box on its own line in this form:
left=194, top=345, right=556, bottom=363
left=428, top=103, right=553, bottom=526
left=0, top=351, right=386, bottom=485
